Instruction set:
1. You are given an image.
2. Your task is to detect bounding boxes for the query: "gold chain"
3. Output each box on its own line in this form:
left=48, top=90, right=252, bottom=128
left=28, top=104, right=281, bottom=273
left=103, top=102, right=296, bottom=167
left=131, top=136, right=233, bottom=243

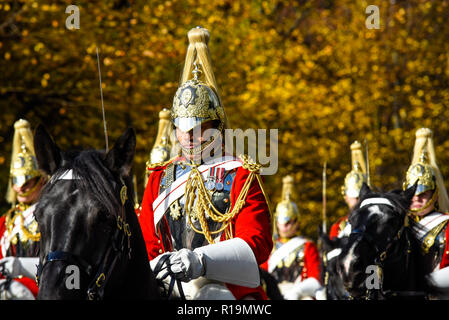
left=5, top=204, right=40, bottom=243
left=183, top=155, right=271, bottom=244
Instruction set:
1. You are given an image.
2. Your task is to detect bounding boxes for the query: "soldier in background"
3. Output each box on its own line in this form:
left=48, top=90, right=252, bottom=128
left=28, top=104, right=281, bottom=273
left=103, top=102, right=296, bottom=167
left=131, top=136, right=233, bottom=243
left=321, top=141, right=368, bottom=299
left=144, top=108, right=175, bottom=188
left=263, top=175, right=322, bottom=300
left=0, top=119, right=47, bottom=299
left=403, top=128, right=449, bottom=297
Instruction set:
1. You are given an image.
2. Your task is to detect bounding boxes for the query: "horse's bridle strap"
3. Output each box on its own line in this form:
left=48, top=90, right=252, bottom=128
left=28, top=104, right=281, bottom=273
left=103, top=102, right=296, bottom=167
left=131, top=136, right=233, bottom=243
left=359, top=198, right=394, bottom=208
left=353, top=197, right=413, bottom=300
left=37, top=177, right=132, bottom=300
left=47, top=251, right=94, bottom=276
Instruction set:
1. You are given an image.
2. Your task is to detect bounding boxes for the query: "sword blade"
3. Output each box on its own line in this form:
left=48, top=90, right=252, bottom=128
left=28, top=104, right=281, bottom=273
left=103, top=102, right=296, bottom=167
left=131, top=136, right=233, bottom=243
left=96, top=46, right=108, bottom=152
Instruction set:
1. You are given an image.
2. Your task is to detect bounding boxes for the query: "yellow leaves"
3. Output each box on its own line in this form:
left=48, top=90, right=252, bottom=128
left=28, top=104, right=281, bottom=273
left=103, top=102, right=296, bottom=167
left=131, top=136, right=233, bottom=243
left=41, top=73, right=50, bottom=88
left=395, top=8, right=406, bottom=24
left=115, top=50, right=126, bottom=57
left=142, top=50, right=155, bottom=58
left=103, top=57, right=113, bottom=66
left=34, top=42, right=44, bottom=52
left=86, top=44, right=97, bottom=55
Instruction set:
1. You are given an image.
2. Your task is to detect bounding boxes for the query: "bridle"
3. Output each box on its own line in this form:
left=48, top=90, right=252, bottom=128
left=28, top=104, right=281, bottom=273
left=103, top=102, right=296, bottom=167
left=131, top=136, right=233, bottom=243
left=36, top=170, right=132, bottom=300
left=348, top=197, right=424, bottom=300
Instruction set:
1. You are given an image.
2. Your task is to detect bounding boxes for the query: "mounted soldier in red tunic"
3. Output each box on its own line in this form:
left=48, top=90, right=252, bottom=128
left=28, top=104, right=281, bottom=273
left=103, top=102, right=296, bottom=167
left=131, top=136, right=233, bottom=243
left=404, top=128, right=449, bottom=297
left=264, top=175, right=322, bottom=300
left=0, top=119, right=47, bottom=299
left=138, top=27, right=273, bottom=300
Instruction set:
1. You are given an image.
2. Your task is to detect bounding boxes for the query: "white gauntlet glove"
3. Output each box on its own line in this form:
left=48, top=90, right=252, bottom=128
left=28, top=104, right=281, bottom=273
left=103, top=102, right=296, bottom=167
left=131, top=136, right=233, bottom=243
left=283, top=277, right=322, bottom=300
left=428, top=267, right=449, bottom=289
left=149, top=250, right=205, bottom=282
left=168, top=249, right=205, bottom=282
left=0, top=257, right=39, bottom=279
left=148, top=238, right=260, bottom=288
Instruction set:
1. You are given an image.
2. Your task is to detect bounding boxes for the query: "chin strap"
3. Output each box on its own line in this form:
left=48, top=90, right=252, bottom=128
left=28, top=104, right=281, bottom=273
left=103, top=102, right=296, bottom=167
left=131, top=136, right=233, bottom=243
left=193, top=237, right=261, bottom=288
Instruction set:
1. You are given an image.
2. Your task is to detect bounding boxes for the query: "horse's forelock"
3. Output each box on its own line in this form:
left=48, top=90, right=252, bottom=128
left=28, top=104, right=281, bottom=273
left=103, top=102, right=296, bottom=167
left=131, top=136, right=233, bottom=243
left=47, top=149, right=121, bottom=216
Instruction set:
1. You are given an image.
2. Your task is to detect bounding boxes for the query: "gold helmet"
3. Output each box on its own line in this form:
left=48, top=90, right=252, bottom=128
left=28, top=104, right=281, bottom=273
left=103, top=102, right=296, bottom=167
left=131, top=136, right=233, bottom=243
left=6, top=119, right=42, bottom=204
left=171, top=27, right=229, bottom=155
left=274, top=175, right=300, bottom=225
left=341, top=141, right=367, bottom=198
left=144, top=108, right=174, bottom=187
left=403, top=128, right=449, bottom=212
left=149, top=108, right=173, bottom=164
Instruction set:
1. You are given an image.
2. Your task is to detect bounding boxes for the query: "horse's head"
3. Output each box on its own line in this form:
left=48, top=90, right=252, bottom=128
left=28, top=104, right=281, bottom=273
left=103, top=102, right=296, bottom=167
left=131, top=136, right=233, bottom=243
left=33, top=125, right=136, bottom=299
left=336, top=183, right=416, bottom=299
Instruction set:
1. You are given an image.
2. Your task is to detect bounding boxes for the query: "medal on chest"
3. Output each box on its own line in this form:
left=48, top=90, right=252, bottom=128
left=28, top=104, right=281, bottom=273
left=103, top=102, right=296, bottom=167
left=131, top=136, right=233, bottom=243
left=169, top=199, right=182, bottom=220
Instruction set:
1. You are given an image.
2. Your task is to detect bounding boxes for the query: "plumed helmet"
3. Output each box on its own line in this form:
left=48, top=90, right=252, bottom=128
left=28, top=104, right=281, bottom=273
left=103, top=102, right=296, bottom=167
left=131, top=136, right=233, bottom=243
left=171, top=27, right=229, bottom=155
left=341, top=141, right=367, bottom=198
left=6, top=119, right=42, bottom=204
left=404, top=150, right=436, bottom=196
left=275, top=175, right=300, bottom=225
left=403, top=128, right=449, bottom=212
left=149, top=108, right=173, bottom=164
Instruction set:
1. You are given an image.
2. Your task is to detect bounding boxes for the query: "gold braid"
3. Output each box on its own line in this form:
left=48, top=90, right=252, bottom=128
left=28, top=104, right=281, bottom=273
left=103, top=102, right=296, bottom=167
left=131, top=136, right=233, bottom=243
left=183, top=155, right=271, bottom=244
left=146, top=157, right=178, bottom=172
left=5, top=204, right=40, bottom=243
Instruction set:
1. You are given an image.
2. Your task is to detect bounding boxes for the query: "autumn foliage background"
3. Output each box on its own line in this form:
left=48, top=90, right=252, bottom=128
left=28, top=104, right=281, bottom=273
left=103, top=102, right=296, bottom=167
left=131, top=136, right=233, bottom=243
left=1, top=0, right=449, bottom=240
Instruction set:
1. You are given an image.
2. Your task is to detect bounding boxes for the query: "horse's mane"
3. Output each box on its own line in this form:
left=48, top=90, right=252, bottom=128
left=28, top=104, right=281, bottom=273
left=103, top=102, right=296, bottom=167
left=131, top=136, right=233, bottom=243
left=45, top=149, right=121, bottom=216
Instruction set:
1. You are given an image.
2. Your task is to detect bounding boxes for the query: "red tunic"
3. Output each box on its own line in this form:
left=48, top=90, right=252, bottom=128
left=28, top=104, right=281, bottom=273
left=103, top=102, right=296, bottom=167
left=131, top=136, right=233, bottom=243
left=329, top=216, right=348, bottom=240
left=439, top=226, right=449, bottom=269
left=0, top=215, right=39, bottom=298
left=260, top=239, right=321, bottom=283
left=301, top=241, right=321, bottom=282
left=138, top=160, right=273, bottom=300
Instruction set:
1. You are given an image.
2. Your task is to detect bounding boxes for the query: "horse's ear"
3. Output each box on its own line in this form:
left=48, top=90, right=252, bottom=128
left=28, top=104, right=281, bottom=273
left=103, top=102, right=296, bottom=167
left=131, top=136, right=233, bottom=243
left=359, top=182, right=371, bottom=199
left=403, top=181, right=417, bottom=202
left=105, top=128, right=136, bottom=177
left=34, top=124, right=62, bottom=175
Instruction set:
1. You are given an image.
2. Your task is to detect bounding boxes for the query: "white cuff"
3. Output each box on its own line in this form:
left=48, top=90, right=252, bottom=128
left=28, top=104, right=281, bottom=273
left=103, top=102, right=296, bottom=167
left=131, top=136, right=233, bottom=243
left=18, top=257, right=39, bottom=279
left=429, top=267, right=449, bottom=289
left=292, top=277, right=322, bottom=298
left=193, top=238, right=260, bottom=288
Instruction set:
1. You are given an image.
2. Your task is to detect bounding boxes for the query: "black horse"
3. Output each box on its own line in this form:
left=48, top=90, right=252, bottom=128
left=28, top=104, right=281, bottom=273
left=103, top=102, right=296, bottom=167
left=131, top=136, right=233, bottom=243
left=33, top=125, right=160, bottom=300
left=319, top=228, right=350, bottom=300
left=336, top=183, right=436, bottom=300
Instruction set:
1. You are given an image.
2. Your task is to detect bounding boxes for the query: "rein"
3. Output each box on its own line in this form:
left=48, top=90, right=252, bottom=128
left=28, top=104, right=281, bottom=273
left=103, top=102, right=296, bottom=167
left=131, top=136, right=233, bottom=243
left=349, top=197, right=426, bottom=300
left=151, top=254, right=186, bottom=300
left=36, top=172, right=132, bottom=300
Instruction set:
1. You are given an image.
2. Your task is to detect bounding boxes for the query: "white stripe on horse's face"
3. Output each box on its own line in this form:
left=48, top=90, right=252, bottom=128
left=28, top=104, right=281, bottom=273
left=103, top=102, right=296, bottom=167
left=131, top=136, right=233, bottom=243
left=342, top=243, right=357, bottom=276
left=367, top=205, right=387, bottom=221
